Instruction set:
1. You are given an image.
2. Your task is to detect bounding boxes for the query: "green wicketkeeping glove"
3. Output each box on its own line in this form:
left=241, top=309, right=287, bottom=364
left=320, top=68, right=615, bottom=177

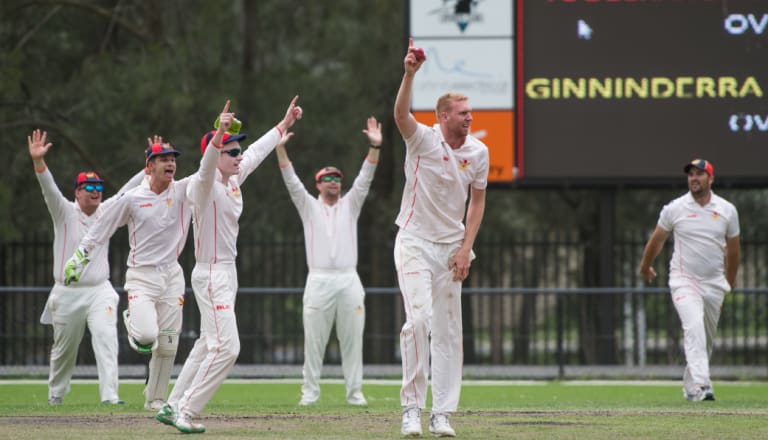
left=64, top=247, right=90, bottom=285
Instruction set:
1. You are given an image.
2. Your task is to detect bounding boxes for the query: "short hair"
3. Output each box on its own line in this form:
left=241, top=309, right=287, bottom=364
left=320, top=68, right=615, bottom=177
left=435, top=93, right=469, bottom=120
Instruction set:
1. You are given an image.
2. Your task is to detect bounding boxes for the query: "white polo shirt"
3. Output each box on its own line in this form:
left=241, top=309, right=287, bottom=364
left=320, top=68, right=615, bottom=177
left=280, top=159, right=376, bottom=271
left=395, top=123, right=489, bottom=243
left=81, top=175, right=192, bottom=268
left=658, top=191, right=740, bottom=281
left=187, top=128, right=280, bottom=264
left=36, top=168, right=144, bottom=285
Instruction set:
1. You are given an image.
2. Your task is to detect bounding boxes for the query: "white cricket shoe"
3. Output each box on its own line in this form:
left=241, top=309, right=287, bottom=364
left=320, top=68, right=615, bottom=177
left=174, top=411, right=206, bottom=434
left=347, top=392, right=368, bottom=406
left=401, top=406, right=422, bottom=437
left=48, top=396, right=63, bottom=406
left=144, top=399, right=165, bottom=411
left=429, top=413, right=456, bottom=437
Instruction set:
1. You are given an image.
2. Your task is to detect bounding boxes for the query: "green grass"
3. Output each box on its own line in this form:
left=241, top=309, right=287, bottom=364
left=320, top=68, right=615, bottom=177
left=1, top=380, right=768, bottom=439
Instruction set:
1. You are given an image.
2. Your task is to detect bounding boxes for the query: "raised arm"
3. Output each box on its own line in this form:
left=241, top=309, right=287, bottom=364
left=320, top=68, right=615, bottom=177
left=639, top=226, right=671, bottom=283
left=362, top=116, right=382, bottom=163
left=275, top=131, right=295, bottom=169
left=29, top=129, right=70, bottom=219
left=394, top=38, right=425, bottom=140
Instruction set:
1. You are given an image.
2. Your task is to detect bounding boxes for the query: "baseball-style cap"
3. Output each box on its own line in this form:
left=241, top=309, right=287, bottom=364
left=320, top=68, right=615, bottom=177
left=145, top=143, right=181, bottom=161
left=200, top=131, right=247, bottom=155
left=315, top=166, right=344, bottom=182
left=683, top=158, right=714, bottom=176
left=74, top=171, right=104, bottom=188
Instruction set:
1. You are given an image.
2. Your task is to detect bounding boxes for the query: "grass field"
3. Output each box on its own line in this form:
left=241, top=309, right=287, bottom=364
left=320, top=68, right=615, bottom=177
left=1, top=379, right=767, bottom=439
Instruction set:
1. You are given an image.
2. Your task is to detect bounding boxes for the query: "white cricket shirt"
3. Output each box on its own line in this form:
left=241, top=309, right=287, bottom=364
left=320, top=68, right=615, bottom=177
left=281, top=159, right=376, bottom=271
left=187, top=128, right=281, bottom=264
left=395, top=123, right=489, bottom=243
left=658, top=191, right=740, bottom=281
left=36, top=168, right=143, bottom=285
left=81, top=175, right=191, bottom=268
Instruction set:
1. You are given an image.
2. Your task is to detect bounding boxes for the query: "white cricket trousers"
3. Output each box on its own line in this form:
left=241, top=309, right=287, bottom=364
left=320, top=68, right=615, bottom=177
left=669, top=276, right=727, bottom=396
left=300, top=269, right=366, bottom=403
left=124, top=263, right=185, bottom=402
left=394, top=230, right=463, bottom=414
left=46, top=281, right=120, bottom=402
left=173, top=262, right=240, bottom=417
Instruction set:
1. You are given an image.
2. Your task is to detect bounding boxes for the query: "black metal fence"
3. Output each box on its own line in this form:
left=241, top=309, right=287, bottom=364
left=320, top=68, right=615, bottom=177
left=1, top=230, right=767, bottom=369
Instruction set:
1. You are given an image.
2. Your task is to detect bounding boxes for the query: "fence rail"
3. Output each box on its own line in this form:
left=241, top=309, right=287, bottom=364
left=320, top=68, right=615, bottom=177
left=2, top=232, right=767, bottom=374
left=2, top=286, right=767, bottom=374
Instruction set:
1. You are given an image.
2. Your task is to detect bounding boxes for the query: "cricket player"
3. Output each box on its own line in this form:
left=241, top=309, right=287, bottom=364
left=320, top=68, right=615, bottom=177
left=639, top=158, right=740, bottom=402
left=29, top=128, right=143, bottom=405
left=155, top=97, right=303, bottom=434
left=65, top=136, right=195, bottom=411
left=275, top=116, right=383, bottom=407
left=393, top=38, right=489, bottom=437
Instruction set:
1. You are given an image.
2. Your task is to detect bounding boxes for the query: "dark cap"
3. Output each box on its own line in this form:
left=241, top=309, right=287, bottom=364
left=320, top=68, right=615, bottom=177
left=145, top=143, right=181, bottom=161
left=74, top=171, right=104, bottom=188
left=683, top=158, right=713, bottom=176
left=315, top=166, right=344, bottom=182
left=200, top=131, right=247, bottom=155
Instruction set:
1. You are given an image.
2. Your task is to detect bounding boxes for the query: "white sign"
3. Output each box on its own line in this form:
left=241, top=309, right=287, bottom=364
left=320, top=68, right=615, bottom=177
left=411, top=39, right=513, bottom=111
left=410, top=0, right=513, bottom=37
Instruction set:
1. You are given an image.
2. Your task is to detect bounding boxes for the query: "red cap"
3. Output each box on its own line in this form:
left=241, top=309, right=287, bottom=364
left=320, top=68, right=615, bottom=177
left=315, top=166, right=344, bottom=182
left=683, top=159, right=714, bottom=176
left=145, top=143, right=181, bottom=161
left=200, top=131, right=247, bottom=155
left=74, top=171, right=103, bottom=188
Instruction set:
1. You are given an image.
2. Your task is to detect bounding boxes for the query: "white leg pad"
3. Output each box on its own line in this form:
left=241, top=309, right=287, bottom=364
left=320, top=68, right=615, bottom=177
left=144, top=329, right=178, bottom=402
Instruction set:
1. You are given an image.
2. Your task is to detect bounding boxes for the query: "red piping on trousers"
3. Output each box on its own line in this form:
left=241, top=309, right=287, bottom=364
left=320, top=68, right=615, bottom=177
left=179, top=264, right=223, bottom=416
left=397, top=237, right=421, bottom=408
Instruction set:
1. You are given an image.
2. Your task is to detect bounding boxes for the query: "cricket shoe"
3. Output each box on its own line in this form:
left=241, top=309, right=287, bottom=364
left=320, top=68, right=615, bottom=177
left=401, top=406, right=422, bottom=437
left=155, top=403, right=175, bottom=426
left=145, top=399, right=166, bottom=411
left=174, top=411, right=206, bottom=434
left=684, top=387, right=708, bottom=402
left=429, top=413, right=456, bottom=437
left=347, top=392, right=368, bottom=406
left=48, top=396, right=63, bottom=406
left=101, top=399, right=125, bottom=405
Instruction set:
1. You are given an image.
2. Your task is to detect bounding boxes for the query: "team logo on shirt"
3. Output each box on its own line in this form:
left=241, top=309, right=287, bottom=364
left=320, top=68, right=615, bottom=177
left=711, top=211, right=720, bottom=220
left=106, top=306, right=113, bottom=316
left=355, top=305, right=364, bottom=315
left=166, top=197, right=173, bottom=208
left=458, top=159, right=470, bottom=171
left=231, top=187, right=241, bottom=198
left=178, top=296, right=184, bottom=306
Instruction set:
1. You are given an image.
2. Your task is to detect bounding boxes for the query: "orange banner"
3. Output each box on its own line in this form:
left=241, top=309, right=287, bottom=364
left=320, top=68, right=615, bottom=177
left=413, top=110, right=515, bottom=183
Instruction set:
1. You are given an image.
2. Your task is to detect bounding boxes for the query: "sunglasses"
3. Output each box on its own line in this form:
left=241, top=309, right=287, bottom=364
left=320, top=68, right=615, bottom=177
left=223, top=148, right=241, bottom=157
left=320, top=175, right=341, bottom=183
left=80, top=184, right=103, bottom=193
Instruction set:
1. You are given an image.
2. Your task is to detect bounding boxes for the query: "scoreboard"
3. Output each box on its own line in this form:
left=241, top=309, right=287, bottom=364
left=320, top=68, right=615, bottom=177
left=518, top=0, right=768, bottom=186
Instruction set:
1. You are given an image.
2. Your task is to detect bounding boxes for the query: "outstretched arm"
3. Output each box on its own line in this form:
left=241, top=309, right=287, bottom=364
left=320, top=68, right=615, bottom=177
left=394, top=38, right=426, bottom=140
left=276, top=95, right=303, bottom=136
left=28, top=129, right=52, bottom=173
left=362, top=116, right=383, bottom=163
left=639, top=226, right=670, bottom=283
left=275, top=131, right=295, bottom=169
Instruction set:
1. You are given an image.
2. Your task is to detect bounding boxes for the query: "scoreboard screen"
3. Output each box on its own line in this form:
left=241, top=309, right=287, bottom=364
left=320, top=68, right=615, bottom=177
left=517, top=0, right=768, bottom=186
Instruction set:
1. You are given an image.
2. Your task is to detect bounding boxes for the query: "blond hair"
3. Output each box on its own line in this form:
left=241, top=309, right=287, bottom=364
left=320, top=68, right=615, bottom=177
left=435, top=93, right=469, bottom=120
